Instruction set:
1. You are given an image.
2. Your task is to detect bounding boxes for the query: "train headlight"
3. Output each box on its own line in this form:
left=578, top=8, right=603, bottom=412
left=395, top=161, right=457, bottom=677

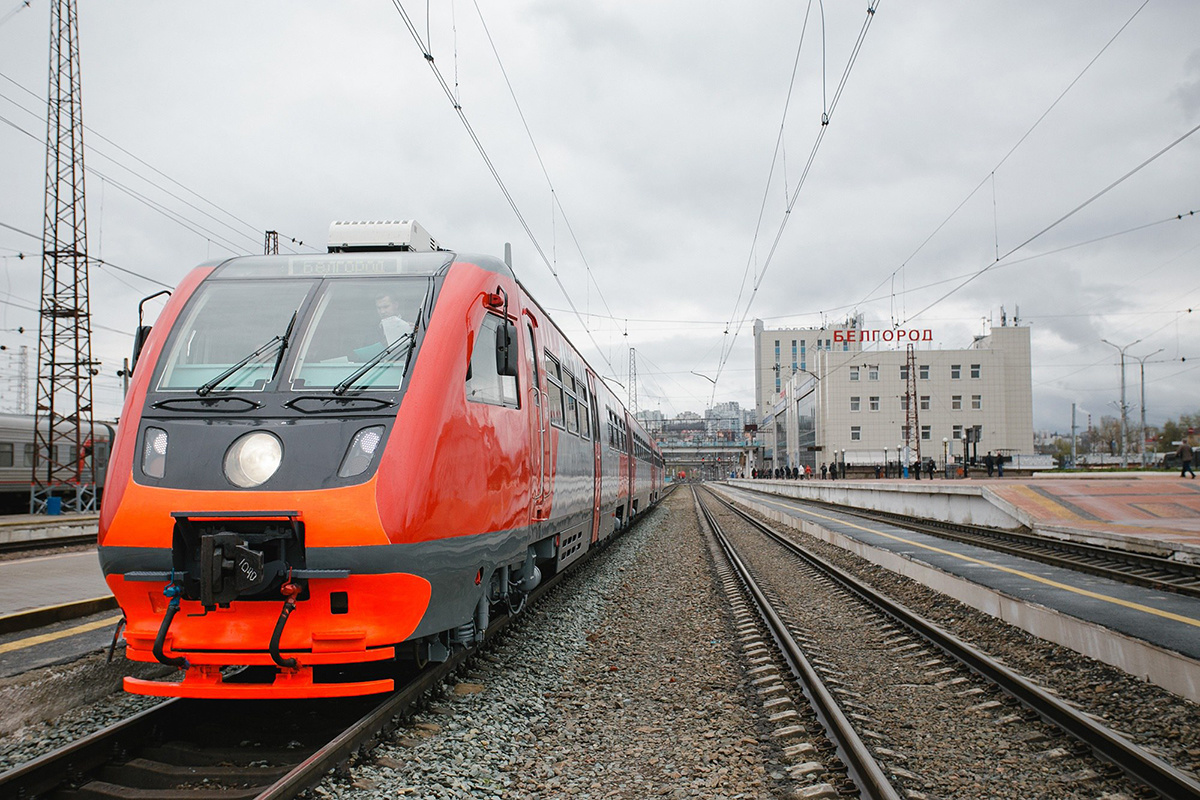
left=224, top=432, right=283, bottom=488
left=338, top=425, right=385, bottom=478
left=142, top=427, right=168, bottom=478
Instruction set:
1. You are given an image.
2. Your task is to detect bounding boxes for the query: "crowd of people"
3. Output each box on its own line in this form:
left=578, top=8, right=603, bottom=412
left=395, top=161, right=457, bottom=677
left=744, top=450, right=1014, bottom=481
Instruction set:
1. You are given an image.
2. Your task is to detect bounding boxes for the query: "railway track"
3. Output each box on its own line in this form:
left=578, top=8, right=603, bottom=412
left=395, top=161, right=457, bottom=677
left=0, top=521, right=613, bottom=799
left=695, top=486, right=1200, bottom=800
left=738, top=485, right=1200, bottom=599
left=0, top=531, right=97, bottom=556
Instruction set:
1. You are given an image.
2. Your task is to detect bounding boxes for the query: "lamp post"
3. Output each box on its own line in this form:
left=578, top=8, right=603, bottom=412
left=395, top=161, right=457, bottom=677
left=883, top=446, right=889, bottom=478
left=1130, top=349, right=1163, bottom=468
left=1102, top=337, right=1143, bottom=468
left=841, top=448, right=846, bottom=479
left=899, top=443, right=906, bottom=479
left=943, top=437, right=948, bottom=478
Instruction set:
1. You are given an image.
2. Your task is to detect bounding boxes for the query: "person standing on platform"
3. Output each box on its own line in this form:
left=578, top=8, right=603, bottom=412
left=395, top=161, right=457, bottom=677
left=926, top=458, right=935, bottom=480
left=820, top=463, right=827, bottom=480
left=985, top=452, right=995, bottom=477
left=997, top=454, right=1004, bottom=478
left=1179, top=440, right=1196, bottom=479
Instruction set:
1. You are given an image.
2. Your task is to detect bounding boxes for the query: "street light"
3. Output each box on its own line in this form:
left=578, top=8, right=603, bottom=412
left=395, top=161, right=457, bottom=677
left=943, top=437, right=948, bottom=478
left=1130, top=348, right=1163, bottom=467
left=1101, top=337, right=1143, bottom=468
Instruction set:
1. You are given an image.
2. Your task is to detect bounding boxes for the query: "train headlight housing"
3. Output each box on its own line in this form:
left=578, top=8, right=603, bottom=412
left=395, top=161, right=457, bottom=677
left=142, top=427, right=168, bottom=478
left=224, top=432, right=283, bottom=488
left=338, top=426, right=384, bottom=478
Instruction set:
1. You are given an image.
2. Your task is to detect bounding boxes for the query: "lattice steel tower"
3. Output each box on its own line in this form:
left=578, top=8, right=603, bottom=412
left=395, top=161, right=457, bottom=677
left=903, top=342, right=920, bottom=470
left=32, top=0, right=98, bottom=513
left=627, top=347, right=637, bottom=418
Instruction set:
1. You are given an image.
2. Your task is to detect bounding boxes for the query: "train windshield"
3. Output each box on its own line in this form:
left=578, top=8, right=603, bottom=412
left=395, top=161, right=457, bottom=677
left=288, top=278, right=428, bottom=392
left=157, top=280, right=314, bottom=392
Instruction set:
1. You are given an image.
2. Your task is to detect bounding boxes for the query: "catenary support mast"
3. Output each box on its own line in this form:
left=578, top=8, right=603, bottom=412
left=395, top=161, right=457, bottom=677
left=32, top=0, right=98, bottom=513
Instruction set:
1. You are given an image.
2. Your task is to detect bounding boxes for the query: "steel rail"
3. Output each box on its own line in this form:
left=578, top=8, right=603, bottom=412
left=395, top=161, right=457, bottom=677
left=0, top=501, right=656, bottom=799
left=735, top=485, right=1200, bottom=598
left=712, top=489, right=1200, bottom=800
left=692, top=487, right=903, bottom=800
left=0, top=531, right=97, bottom=555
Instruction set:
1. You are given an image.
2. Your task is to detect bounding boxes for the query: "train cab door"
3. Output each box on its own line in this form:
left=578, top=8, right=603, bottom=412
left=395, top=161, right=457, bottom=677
left=523, top=315, right=550, bottom=522
left=587, top=372, right=602, bottom=543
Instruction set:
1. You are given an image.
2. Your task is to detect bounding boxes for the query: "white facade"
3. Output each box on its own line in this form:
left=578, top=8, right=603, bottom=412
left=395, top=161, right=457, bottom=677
left=753, top=317, right=863, bottom=420
left=760, top=324, right=1034, bottom=470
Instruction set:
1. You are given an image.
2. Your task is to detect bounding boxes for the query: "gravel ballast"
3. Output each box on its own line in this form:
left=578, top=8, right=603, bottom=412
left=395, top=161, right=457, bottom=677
left=311, top=490, right=798, bottom=799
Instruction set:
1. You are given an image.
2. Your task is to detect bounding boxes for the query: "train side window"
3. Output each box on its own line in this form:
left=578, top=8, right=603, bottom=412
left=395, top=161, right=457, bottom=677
left=22, top=443, right=33, bottom=467
left=545, top=352, right=564, bottom=428
left=0, top=443, right=12, bottom=468
left=562, top=369, right=580, bottom=434
left=466, top=314, right=519, bottom=408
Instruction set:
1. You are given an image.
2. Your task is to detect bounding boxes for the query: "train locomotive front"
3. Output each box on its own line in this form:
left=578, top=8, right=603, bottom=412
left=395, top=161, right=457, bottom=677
left=99, top=221, right=662, bottom=699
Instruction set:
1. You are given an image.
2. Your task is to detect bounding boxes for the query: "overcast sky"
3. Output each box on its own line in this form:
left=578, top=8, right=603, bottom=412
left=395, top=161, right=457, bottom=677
left=1, top=0, right=1197, bottom=435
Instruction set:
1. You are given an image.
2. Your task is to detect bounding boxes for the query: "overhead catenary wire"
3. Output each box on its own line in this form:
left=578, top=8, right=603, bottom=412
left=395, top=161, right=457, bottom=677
left=388, top=0, right=618, bottom=376
left=723, top=0, right=818, bottom=352
left=469, top=0, right=619, bottom=326
left=849, top=0, right=1152, bottom=321
left=712, top=2, right=882, bottom=395
left=903, top=121, right=1200, bottom=324
left=0, top=71, right=314, bottom=255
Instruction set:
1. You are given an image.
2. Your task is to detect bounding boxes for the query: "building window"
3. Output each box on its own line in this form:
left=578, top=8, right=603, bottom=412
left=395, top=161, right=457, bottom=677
left=868, top=366, right=878, bottom=381
left=900, top=395, right=909, bottom=411
left=921, top=425, right=931, bottom=440
left=850, top=426, right=861, bottom=441
left=869, top=396, right=880, bottom=412
left=953, top=425, right=963, bottom=440
left=952, top=395, right=962, bottom=410
left=972, top=395, right=982, bottom=410
left=951, top=364, right=961, bottom=379
left=919, top=364, right=929, bottom=380
left=850, top=396, right=861, bottom=412
left=971, top=364, right=981, bottom=379
left=850, top=366, right=859, bottom=381
left=899, top=365, right=908, bottom=380
left=920, top=395, right=930, bottom=410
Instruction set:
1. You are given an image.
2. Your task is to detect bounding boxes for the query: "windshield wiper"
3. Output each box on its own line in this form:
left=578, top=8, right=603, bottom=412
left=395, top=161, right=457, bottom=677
left=196, top=311, right=298, bottom=397
left=332, top=332, right=413, bottom=396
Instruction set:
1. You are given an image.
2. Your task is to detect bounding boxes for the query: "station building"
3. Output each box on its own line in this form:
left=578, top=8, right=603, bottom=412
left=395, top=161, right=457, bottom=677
left=755, top=319, right=1036, bottom=472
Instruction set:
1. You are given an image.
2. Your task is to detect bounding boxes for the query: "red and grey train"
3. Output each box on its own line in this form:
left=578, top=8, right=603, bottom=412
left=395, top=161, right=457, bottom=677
left=99, top=220, right=664, bottom=699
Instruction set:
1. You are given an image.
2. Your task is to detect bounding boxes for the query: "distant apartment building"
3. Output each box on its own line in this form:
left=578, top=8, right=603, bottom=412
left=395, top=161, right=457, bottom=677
left=758, top=322, right=1034, bottom=471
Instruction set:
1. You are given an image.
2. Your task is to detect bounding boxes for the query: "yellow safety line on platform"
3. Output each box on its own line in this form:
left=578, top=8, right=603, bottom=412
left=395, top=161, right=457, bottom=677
left=748, top=494, right=1200, bottom=630
left=0, top=614, right=123, bottom=655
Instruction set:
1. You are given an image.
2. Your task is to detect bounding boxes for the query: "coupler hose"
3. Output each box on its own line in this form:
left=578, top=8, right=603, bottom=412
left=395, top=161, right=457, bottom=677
left=153, top=584, right=188, bottom=668
left=270, top=581, right=302, bottom=669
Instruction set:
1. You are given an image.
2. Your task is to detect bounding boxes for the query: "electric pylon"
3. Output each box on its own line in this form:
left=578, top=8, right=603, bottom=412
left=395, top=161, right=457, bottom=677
left=904, top=343, right=920, bottom=471
left=32, top=0, right=98, bottom=513
left=264, top=230, right=279, bottom=254
left=628, top=347, right=637, bottom=418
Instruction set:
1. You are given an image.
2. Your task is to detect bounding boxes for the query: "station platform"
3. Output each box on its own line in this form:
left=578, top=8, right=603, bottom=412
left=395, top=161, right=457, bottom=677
left=714, top=480, right=1200, bottom=702
left=0, top=550, right=111, bottom=618
left=0, top=513, right=98, bottom=549
left=727, top=474, right=1200, bottom=564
